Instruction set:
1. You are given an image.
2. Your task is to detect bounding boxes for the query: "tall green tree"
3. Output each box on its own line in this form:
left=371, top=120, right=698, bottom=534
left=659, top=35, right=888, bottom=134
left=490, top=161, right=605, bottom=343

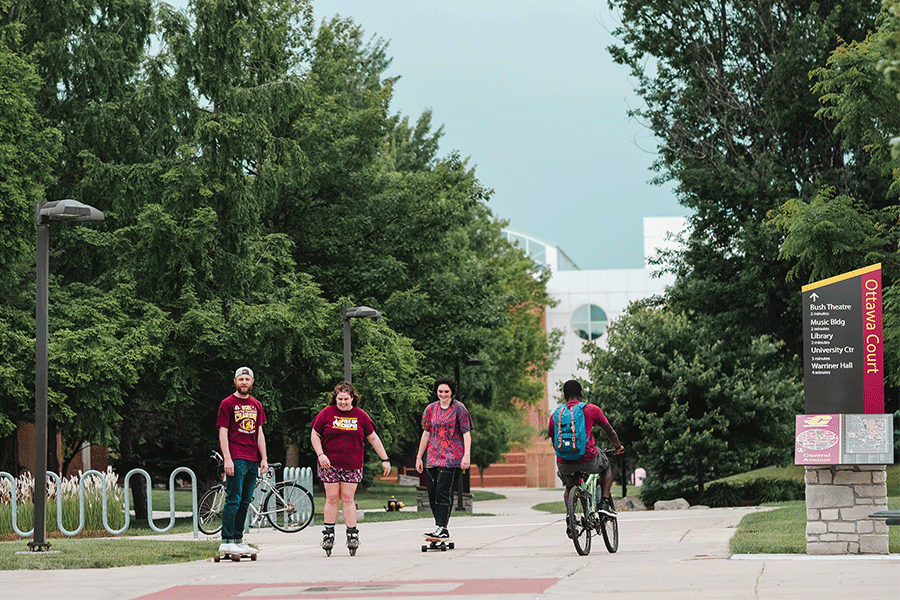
left=609, top=0, right=881, bottom=361
left=582, top=301, right=802, bottom=503
left=0, top=2, right=63, bottom=470
left=769, top=3, right=900, bottom=401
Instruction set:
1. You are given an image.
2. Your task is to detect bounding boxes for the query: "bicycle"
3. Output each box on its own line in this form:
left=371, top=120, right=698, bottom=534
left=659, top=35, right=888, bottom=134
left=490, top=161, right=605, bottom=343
left=565, top=449, right=619, bottom=555
left=197, top=451, right=314, bottom=535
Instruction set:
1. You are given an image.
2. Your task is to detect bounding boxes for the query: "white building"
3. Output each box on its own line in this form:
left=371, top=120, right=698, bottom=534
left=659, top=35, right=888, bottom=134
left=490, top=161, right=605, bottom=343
left=472, top=217, right=686, bottom=487
left=504, top=216, right=686, bottom=413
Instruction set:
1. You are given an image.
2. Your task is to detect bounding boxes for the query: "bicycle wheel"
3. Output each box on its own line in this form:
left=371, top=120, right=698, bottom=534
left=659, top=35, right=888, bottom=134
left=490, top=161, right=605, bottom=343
left=599, top=514, right=619, bottom=553
left=566, top=487, right=591, bottom=555
left=197, top=484, right=225, bottom=535
left=264, top=482, right=314, bottom=533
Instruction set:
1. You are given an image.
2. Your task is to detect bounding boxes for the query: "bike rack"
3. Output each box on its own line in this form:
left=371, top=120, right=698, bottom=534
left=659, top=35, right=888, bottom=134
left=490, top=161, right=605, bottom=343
left=0, top=467, right=199, bottom=538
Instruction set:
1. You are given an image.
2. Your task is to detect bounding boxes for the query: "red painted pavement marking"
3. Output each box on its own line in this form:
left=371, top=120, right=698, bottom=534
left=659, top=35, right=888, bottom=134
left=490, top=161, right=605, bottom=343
left=134, top=578, right=559, bottom=599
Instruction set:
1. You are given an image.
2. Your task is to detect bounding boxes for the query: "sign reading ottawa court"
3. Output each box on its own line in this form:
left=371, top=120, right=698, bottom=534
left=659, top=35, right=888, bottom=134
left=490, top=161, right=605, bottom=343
left=795, top=264, right=893, bottom=466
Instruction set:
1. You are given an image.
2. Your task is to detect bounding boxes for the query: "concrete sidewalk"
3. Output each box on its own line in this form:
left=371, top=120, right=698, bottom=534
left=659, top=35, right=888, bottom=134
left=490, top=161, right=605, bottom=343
left=1, top=487, right=898, bottom=600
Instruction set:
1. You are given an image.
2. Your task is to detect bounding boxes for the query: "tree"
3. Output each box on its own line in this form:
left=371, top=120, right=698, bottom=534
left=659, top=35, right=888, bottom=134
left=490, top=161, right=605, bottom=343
left=0, top=0, right=556, bottom=487
left=769, top=3, right=900, bottom=389
left=582, top=301, right=801, bottom=503
left=609, top=0, right=881, bottom=362
left=0, top=1, right=63, bottom=471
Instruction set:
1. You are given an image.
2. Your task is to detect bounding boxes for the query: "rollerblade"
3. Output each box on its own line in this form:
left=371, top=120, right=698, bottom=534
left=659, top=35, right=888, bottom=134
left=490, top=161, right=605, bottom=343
left=346, top=526, right=359, bottom=556
left=321, top=527, right=335, bottom=557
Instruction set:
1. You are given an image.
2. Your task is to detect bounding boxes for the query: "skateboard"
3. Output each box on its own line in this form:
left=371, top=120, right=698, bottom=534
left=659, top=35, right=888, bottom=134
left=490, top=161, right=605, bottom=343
left=213, top=552, right=257, bottom=562
left=421, top=537, right=455, bottom=552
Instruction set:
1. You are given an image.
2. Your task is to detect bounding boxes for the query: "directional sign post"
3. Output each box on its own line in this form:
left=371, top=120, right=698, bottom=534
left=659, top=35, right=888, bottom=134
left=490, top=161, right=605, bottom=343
left=801, top=264, right=884, bottom=415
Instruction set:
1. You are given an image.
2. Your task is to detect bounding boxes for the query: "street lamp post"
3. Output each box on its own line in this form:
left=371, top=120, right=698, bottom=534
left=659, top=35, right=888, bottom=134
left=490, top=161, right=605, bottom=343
left=455, top=357, right=483, bottom=510
left=342, top=306, right=383, bottom=383
left=31, top=200, right=104, bottom=551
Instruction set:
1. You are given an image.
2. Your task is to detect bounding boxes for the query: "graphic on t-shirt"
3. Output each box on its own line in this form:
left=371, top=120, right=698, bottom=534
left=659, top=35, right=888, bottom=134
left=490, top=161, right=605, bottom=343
left=234, top=405, right=258, bottom=434
left=331, top=417, right=359, bottom=431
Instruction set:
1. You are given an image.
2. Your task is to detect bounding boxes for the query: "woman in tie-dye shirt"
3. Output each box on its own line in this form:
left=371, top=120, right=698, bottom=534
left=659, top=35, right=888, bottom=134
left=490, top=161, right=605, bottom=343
left=415, top=376, right=473, bottom=540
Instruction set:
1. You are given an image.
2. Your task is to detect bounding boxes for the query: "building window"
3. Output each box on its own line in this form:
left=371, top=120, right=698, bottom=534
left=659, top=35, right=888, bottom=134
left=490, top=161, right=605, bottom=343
left=572, top=304, right=608, bottom=341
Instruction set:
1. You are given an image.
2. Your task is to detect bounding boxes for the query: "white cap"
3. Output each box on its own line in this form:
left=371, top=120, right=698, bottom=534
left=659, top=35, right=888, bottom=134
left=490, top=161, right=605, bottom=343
left=234, top=367, right=254, bottom=379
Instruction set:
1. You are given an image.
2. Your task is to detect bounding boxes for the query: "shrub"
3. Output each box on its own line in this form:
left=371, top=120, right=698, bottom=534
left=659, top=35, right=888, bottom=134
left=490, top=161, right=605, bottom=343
left=640, top=474, right=804, bottom=508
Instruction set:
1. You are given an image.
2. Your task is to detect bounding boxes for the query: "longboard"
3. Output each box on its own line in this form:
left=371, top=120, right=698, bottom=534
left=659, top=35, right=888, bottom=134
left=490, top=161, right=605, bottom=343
left=213, top=552, right=257, bottom=562
left=421, top=537, right=455, bottom=552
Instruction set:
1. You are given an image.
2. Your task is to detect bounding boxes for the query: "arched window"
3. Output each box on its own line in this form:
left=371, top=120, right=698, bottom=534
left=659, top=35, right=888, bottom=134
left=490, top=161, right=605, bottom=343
left=571, top=304, right=608, bottom=341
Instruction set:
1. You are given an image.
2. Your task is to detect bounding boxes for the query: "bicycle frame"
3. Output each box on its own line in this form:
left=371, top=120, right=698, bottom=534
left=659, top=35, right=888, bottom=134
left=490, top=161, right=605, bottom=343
left=578, top=472, right=600, bottom=514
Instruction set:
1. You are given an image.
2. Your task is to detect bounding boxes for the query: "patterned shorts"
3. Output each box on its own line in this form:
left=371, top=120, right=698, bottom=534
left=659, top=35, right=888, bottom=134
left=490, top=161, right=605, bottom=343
left=317, top=464, right=363, bottom=484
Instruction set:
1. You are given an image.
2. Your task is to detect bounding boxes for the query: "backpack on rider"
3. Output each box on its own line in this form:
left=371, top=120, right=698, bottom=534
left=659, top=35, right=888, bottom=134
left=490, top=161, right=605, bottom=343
left=552, top=402, right=588, bottom=461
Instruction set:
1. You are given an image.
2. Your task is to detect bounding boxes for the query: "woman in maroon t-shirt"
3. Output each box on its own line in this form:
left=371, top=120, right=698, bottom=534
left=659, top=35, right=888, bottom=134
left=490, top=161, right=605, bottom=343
left=311, top=381, right=390, bottom=554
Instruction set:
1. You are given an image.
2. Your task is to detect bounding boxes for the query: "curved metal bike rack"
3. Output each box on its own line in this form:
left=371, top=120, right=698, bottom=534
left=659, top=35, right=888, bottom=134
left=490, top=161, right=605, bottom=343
left=0, top=468, right=198, bottom=538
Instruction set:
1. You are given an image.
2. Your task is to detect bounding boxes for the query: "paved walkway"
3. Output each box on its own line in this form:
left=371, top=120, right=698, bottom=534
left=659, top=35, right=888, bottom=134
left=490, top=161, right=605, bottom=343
left=1, top=487, right=898, bottom=600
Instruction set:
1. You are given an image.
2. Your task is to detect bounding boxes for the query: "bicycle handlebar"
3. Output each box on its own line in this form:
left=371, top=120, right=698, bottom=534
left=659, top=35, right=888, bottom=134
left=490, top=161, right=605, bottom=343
left=210, top=450, right=282, bottom=472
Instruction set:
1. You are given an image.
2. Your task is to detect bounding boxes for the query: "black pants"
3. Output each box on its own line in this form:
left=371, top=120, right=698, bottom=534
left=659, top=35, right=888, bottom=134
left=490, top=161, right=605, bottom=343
left=426, top=466, right=460, bottom=528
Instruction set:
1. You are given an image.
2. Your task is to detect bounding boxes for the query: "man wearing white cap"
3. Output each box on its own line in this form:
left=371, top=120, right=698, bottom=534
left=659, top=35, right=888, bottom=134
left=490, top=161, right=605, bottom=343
left=216, top=367, right=268, bottom=556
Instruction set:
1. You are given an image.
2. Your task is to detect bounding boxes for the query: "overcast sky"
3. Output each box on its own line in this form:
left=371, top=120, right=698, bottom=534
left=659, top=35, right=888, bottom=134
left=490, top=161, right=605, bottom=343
left=165, top=0, right=690, bottom=269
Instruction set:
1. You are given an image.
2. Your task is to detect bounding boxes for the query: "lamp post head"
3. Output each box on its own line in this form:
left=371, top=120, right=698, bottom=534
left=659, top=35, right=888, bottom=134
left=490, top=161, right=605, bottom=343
left=343, top=306, right=383, bottom=320
left=38, top=199, right=105, bottom=224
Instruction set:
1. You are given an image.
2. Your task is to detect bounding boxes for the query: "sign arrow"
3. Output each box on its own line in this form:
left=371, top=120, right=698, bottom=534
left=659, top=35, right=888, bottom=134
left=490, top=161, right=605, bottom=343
left=810, top=292, right=819, bottom=302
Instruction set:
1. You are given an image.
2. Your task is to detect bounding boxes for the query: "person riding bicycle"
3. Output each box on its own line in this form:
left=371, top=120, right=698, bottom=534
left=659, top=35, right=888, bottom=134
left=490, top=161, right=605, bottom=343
left=549, top=380, right=623, bottom=523
left=216, top=366, right=268, bottom=556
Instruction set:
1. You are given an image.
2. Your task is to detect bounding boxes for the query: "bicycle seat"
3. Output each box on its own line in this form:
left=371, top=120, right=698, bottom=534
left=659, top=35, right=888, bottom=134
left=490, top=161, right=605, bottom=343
left=269, top=462, right=283, bottom=470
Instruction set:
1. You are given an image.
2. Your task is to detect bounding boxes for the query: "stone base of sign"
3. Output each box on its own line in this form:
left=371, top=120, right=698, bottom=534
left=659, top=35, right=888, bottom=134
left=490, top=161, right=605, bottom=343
left=805, top=465, right=889, bottom=554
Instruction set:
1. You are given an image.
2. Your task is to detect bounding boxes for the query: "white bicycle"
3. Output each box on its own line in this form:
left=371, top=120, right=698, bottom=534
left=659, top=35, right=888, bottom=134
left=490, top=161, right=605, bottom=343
left=197, top=451, right=314, bottom=535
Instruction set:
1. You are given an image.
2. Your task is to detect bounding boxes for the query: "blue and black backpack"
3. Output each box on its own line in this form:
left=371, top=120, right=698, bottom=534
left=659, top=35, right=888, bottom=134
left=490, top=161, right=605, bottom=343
left=552, top=402, right=588, bottom=460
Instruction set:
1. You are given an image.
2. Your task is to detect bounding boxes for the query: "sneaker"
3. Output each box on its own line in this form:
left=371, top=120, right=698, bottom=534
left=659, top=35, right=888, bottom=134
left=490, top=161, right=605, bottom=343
left=218, top=542, right=238, bottom=554
left=425, top=527, right=449, bottom=540
left=598, top=497, right=617, bottom=517
left=234, top=541, right=257, bottom=555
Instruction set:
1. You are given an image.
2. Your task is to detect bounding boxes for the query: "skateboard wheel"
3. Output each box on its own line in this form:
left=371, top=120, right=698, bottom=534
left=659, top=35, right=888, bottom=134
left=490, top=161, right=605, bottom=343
left=349, top=548, right=357, bottom=556
left=449, top=542, right=455, bottom=550
left=250, top=554, right=257, bottom=561
left=213, top=555, right=221, bottom=563
left=421, top=545, right=427, bottom=552
left=325, top=548, right=332, bottom=557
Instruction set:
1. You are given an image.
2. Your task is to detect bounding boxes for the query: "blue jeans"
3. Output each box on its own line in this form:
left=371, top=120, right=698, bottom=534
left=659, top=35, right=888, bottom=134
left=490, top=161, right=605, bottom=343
left=426, top=466, right=460, bottom=528
left=222, top=459, right=258, bottom=543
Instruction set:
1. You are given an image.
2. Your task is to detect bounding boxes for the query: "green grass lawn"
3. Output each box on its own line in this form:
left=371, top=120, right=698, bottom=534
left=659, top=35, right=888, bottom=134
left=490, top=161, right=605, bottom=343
left=0, top=538, right=217, bottom=570
left=729, top=497, right=900, bottom=554
left=727, top=464, right=899, bottom=554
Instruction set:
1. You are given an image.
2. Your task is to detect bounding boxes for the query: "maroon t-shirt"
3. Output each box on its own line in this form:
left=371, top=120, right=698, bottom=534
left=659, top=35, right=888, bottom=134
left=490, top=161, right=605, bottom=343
left=311, top=405, right=376, bottom=470
left=216, top=394, right=266, bottom=462
left=547, top=399, right=610, bottom=465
